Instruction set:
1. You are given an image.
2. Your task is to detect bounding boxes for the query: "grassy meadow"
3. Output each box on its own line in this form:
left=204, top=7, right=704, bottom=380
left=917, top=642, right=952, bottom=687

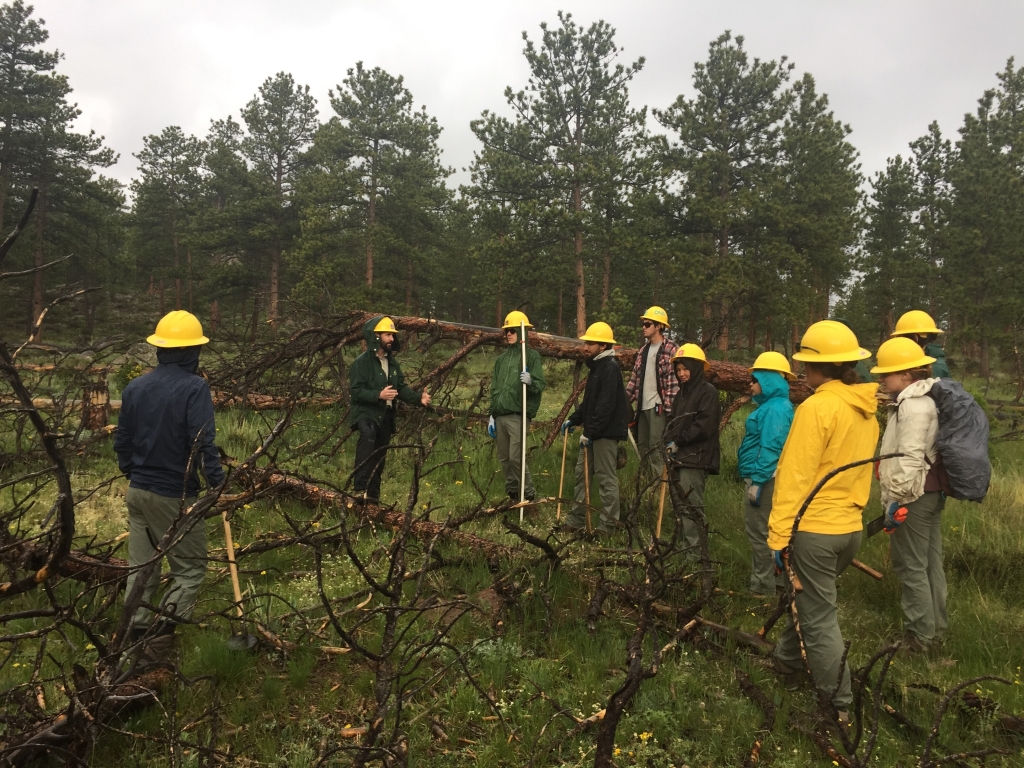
left=2, top=342, right=1023, bottom=767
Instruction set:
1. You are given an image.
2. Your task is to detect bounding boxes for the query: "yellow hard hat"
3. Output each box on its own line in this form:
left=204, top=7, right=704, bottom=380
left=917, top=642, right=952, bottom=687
left=579, top=321, right=616, bottom=345
left=892, top=310, right=943, bottom=336
left=147, top=310, right=209, bottom=348
left=373, top=316, right=399, bottom=334
left=750, top=351, right=795, bottom=379
left=672, top=343, right=711, bottom=372
left=870, top=337, right=936, bottom=374
left=640, top=305, right=670, bottom=328
left=792, top=320, right=871, bottom=363
left=502, top=310, right=534, bottom=330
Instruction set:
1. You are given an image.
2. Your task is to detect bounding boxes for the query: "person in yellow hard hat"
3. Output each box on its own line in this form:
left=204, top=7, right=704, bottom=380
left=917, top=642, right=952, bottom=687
left=488, top=311, right=546, bottom=502
left=625, top=306, right=678, bottom=478
left=891, top=310, right=950, bottom=378
left=114, top=310, right=224, bottom=666
left=872, top=337, right=947, bottom=653
left=767, top=320, right=878, bottom=724
left=737, top=351, right=795, bottom=594
left=561, top=322, right=630, bottom=533
left=662, top=343, right=720, bottom=558
left=348, top=316, right=432, bottom=502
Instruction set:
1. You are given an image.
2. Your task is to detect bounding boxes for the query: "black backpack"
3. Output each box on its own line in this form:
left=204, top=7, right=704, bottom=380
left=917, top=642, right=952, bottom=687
left=927, top=380, right=991, bottom=502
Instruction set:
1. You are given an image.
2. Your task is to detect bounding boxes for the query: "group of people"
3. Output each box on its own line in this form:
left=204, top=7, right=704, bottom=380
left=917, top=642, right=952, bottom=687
left=115, top=306, right=956, bottom=724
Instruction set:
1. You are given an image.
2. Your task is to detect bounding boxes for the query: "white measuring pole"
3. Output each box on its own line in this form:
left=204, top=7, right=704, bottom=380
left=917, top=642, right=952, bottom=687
left=519, top=320, right=528, bottom=522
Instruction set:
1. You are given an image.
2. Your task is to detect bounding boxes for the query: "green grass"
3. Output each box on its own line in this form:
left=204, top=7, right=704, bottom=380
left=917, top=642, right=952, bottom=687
left=3, top=347, right=1024, bottom=766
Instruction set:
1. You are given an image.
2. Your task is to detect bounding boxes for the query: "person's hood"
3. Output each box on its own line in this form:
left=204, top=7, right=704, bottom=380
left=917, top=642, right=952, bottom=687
left=586, top=347, right=617, bottom=367
left=896, top=377, right=938, bottom=404
left=924, top=342, right=946, bottom=359
left=362, top=317, right=399, bottom=355
left=676, top=357, right=706, bottom=395
left=156, top=346, right=201, bottom=375
left=752, top=370, right=789, bottom=405
left=818, top=379, right=879, bottom=418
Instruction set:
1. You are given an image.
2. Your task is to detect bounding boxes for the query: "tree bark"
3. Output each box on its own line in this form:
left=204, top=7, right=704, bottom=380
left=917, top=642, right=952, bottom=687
left=602, top=245, right=611, bottom=310
left=573, top=178, right=586, bottom=334
left=172, top=214, right=181, bottom=310
left=29, top=190, right=47, bottom=342
left=365, top=141, right=378, bottom=288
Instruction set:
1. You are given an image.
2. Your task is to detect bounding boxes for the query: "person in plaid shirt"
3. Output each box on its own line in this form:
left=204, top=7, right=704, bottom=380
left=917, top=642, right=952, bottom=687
left=626, top=306, right=679, bottom=478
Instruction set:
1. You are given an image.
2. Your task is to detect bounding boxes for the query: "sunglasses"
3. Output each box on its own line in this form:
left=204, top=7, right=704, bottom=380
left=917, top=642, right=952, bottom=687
left=504, top=329, right=518, bottom=336
left=642, top=321, right=655, bottom=328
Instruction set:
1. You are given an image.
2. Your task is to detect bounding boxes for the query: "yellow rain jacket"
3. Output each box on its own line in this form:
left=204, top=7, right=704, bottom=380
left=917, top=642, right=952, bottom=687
left=767, top=380, right=880, bottom=550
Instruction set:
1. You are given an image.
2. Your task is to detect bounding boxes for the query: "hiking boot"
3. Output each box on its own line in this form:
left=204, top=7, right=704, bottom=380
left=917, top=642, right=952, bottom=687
left=902, top=632, right=930, bottom=654
left=138, top=634, right=176, bottom=667
left=773, top=657, right=803, bottom=691
left=837, top=710, right=851, bottom=727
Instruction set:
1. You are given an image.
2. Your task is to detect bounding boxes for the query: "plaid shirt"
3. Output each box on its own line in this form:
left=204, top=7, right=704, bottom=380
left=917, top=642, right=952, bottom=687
left=626, top=338, right=679, bottom=411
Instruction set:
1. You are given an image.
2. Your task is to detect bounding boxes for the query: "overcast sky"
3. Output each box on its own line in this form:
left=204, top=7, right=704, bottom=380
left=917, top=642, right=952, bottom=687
left=31, top=0, right=1024, bottom=191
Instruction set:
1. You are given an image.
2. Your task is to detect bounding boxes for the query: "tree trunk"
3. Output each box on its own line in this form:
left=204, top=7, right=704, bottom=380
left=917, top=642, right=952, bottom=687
left=248, top=294, right=261, bottom=344
left=187, top=248, right=193, bottom=313
left=405, top=256, right=414, bottom=314
left=159, top=279, right=165, bottom=315
left=210, top=300, right=220, bottom=335
left=557, top=287, right=564, bottom=337
left=748, top=315, right=756, bottom=351
left=700, top=301, right=711, bottom=345
left=365, top=144, right=378, bottom=288
left=172, top=217, right=181, bottom=310
left=573, top=179, right=586, bottom=335
left=601, top=245, right=611, bottom=311
left=268, top=245, right=280, bottom=328
left=496, top=262, right=504, bottom=328
left=29, top=192, right=47, bottom=342
left=980, top=333, right=990, bottom=379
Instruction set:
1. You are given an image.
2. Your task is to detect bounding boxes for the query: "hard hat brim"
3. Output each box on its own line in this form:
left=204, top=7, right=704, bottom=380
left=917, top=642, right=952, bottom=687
left=639, top=313, right=670, bottom=328
left=870, top=355, right=937, bottom=374
left=579, top=334, right=616, bottom=344
left=750, top=365, right=796, bottom=379
left=792, top=347, right=871, bottom=363
left=501, top=323, right=534, bottom=330
left=147, top=333, right=209, bottom=348
left=673, top=356, right=711, bottom=373
left=891, top=327, right=944, bottom=336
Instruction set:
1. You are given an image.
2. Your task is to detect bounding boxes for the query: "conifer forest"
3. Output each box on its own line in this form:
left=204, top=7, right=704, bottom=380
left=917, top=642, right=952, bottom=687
left=1, top=3, right=1024, bottom=766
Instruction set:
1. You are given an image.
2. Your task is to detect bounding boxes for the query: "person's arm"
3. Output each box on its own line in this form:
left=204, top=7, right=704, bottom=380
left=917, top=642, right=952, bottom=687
left=767, top=400, right=830, bottom=550
left=187, top=383, right=225, bottom=489
left=113, top=388, right=135, bottom=478
left=349, top=357, right=384, bottom=405
left=526, top=349, right=545, bottom=394
left=751, top=402, right=793, bottom=485
left=625, top=350, right=642, bottom=402
left=888, top=398, right=934, bottom=503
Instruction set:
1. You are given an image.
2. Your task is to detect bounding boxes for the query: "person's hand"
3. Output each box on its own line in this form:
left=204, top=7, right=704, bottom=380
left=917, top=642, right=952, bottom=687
left=773, top=548, right=787, bottom=574
left=520, top=370, right=532, bottom=386
left=380, top=385, right=398, bottom=401
left=561, top=420, right=574, bottom=435
left=579, top=434, right=592, bottom=448
left=420, top=388, right=432, bottom=407
left=884, top=501, right=908, bottom=534
left=665, top=441, right=678, bottom=455
left=487, top=415, right=496, bottom=439
left=747, top=484, right=762, bottom=507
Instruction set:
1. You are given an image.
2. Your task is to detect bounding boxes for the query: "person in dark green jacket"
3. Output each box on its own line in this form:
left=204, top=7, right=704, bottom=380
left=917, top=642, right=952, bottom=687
left=489, top=311, right=546, bottom=501
left=891, top=310, right=951, bottom=379
left=348, top=316, right=431, bottom=501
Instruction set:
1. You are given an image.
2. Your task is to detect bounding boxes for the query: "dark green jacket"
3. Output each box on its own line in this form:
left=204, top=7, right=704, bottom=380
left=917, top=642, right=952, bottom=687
left=925, top=343, right=951, bottom=379
left=490, top=344, right=546, bottom=419
left=854, top=359, right=875, bottom=383
left=348, top=318, right=422, bottom=427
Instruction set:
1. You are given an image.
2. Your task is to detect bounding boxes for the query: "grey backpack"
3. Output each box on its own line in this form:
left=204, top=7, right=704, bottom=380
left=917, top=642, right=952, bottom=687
left=927, top=380, right=991, bottom=502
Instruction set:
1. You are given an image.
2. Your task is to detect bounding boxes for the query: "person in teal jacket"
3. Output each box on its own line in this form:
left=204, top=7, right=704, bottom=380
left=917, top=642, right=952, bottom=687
left=737, top=352, right=795, bottom=595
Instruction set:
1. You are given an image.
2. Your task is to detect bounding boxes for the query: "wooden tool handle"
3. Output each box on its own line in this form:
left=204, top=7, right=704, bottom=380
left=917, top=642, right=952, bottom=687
left=784, top=553, right=804, bottom=593
left=851, top=558, right=884, bottom=581
left=222, top=510, right=244, bottom=618
left=655, top=465, right=668, bottom=539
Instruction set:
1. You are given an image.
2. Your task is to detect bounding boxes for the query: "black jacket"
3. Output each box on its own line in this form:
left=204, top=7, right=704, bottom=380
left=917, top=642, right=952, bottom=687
left=114, top=347, right=225, bottom=498
left=663, top=364, right=721, bottom=474
left=568, top=350, right=630, bottom=441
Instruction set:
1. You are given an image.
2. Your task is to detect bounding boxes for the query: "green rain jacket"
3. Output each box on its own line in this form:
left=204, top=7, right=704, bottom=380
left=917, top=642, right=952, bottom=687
left=490, top=340, right=546, bottom=419
left=348, top=317, right=423, bottom=428
left=924, top=343, right=951, bottom=379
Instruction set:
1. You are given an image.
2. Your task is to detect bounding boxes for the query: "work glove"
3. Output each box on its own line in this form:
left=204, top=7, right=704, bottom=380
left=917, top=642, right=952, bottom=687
left=772, top=548, right=787, bottom=575
left=561, top=420, right=575, bottom=435
left=884, top=501, right=908, bottom=534
left=665, top=441, right=678, bottom=456
left=487, top=415, right=496, bottom=440
left=747, top=483, right=763, bottom=507
left=520, top=370, right=532, bottom=386
left=579, top=435, right=592, bottom=448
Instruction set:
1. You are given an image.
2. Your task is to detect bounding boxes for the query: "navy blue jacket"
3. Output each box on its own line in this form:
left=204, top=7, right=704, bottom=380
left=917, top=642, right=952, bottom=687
left=114, top=347, right=224, bottom=498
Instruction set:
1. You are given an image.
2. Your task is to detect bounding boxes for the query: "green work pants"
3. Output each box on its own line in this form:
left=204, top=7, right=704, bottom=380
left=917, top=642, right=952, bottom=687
left=774, top=530, right=861, bottom=710
left=566, top=439, right=620, bottom=532
left=889, top=491, right=948, bottom=643
left=125, top=486, right=207, bottom=629
left=637, top=407, right=666, bottom=478
left=675, top=467, right=707, bottom=557
left=744, top=478, right=785, bottom=594
left=495, top=414, right=535, bottom=500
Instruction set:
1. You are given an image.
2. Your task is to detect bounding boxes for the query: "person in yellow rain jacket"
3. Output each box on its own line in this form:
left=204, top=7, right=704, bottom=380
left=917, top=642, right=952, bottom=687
left=768, top=320, right=879, bottom=725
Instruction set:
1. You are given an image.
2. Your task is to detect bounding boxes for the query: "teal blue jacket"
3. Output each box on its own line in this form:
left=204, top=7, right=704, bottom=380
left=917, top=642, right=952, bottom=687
left=737, top=371, right=794, bottom=485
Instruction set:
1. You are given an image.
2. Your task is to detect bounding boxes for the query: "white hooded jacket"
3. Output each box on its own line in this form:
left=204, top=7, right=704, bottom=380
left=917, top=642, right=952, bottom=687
left=879, top=377, right=940, bottom=507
